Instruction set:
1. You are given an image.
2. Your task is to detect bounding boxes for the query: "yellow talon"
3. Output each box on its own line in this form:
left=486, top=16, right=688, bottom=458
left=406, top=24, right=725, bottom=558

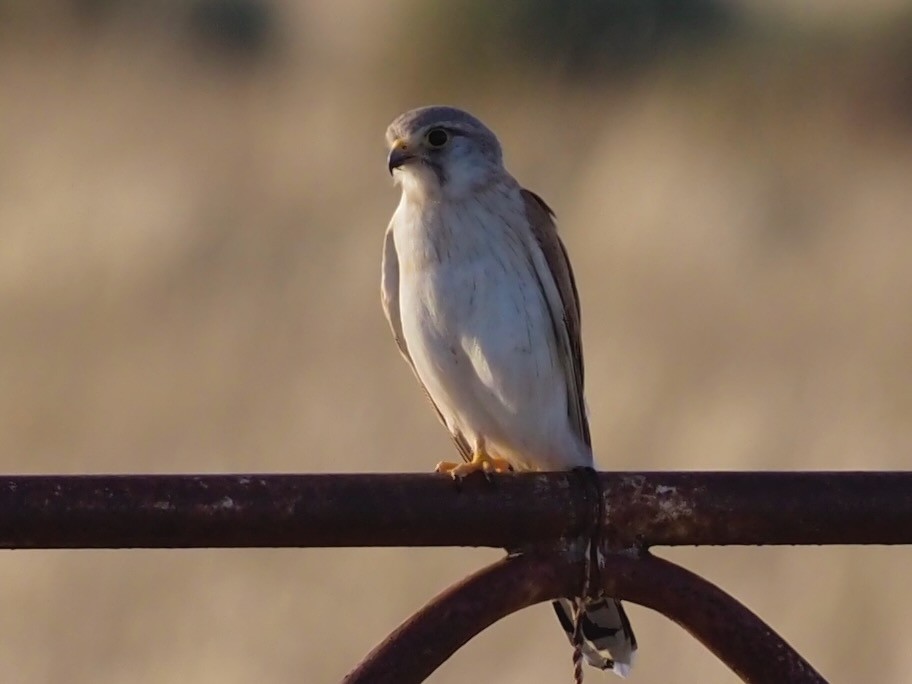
left=435, top=451, right=513, bottom=479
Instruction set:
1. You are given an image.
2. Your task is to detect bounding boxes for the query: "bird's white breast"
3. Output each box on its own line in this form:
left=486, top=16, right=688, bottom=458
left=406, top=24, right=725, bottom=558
left=391, top=185, right=590, bottom=470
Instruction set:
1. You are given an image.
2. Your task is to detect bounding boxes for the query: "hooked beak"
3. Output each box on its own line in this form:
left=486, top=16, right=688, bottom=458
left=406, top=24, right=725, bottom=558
left=387, top=139, right=415, bottom=174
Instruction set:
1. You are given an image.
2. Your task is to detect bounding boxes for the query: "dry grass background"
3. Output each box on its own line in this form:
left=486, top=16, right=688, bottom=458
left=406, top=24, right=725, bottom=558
left=0, top=1, right=911, bottom=682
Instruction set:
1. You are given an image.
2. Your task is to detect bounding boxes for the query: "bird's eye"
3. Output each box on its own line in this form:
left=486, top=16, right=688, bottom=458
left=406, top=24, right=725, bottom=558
left=425, top=128, right=449, bottom=148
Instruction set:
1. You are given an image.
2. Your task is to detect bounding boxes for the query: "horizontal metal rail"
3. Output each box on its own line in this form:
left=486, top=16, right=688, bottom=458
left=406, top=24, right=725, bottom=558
left=0, top=471, right=909, bottom=549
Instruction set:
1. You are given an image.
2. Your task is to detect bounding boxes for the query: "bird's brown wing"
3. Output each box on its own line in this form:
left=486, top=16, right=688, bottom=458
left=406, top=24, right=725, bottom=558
left=381, top=223, right=473, bottom=461
left=521, top=189, right=591, bottom=448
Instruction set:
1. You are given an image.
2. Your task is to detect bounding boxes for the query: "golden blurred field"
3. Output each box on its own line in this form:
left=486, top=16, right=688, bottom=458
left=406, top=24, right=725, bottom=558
left=1, top=2, right=910, bottom=682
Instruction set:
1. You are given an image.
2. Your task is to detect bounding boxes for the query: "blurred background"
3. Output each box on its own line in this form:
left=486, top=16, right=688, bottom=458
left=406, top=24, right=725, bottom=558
left=1, top=0, right=911, bottom=682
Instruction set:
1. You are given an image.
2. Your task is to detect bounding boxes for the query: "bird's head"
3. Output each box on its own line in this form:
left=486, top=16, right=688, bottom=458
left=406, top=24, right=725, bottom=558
left=385, top=106, right=505, bottom=200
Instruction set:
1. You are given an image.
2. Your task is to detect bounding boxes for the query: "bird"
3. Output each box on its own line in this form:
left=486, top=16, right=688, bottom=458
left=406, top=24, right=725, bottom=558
left=380, top=105, right=637, bottom=676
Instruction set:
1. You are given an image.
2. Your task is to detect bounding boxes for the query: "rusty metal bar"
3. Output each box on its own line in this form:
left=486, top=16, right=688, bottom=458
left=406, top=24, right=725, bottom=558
left=600, top=552, right=827, bottom=684
left=343, top=552, right=571, bottom=684
left=0, top=472, right=909, bottom=549
left=597, top=471, right=912, bottom=548
left=344, top=549, right=827, bottom=684
left=0, top=473, right=588, bottom=549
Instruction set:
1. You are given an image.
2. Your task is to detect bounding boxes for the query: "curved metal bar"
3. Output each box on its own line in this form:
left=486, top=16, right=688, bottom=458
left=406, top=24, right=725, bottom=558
left=598, top=552, right=828, bottom=684
left=342, top=551, right=577, bottom=684
left=343, top=549, right=826, bottom=684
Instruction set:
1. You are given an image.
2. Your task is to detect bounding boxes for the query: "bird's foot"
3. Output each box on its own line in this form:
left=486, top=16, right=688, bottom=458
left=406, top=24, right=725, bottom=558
left=435, top=452, right=513, bottom=479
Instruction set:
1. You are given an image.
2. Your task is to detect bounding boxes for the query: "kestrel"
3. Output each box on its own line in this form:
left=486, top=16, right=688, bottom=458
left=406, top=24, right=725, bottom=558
left=381, top=106, right=637, bottom=676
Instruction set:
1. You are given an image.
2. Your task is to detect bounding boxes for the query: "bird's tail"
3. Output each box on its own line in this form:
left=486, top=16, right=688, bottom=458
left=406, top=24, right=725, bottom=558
left=553, top=597, right=637, bottom=678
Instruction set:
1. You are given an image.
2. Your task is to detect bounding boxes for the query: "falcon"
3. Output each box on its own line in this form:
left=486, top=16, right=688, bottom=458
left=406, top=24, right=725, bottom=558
left=381, top=105, right=636, bottom=676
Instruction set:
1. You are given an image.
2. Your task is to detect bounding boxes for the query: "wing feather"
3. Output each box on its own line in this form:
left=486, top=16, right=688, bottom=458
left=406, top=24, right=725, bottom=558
left=521, top=189, right=591, bottom=448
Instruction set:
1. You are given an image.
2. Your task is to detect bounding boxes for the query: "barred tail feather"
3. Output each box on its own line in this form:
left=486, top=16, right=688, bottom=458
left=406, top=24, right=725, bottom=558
left=553, top=598, right=637, bottom=677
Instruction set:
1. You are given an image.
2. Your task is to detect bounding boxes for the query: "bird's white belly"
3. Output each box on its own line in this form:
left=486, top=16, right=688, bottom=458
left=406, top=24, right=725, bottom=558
left=397, top=227, right=583, bottom=470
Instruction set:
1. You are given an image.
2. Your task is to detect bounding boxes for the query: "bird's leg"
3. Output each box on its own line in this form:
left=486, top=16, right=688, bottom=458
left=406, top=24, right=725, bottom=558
left=435, top=442, right=512, bottom=479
